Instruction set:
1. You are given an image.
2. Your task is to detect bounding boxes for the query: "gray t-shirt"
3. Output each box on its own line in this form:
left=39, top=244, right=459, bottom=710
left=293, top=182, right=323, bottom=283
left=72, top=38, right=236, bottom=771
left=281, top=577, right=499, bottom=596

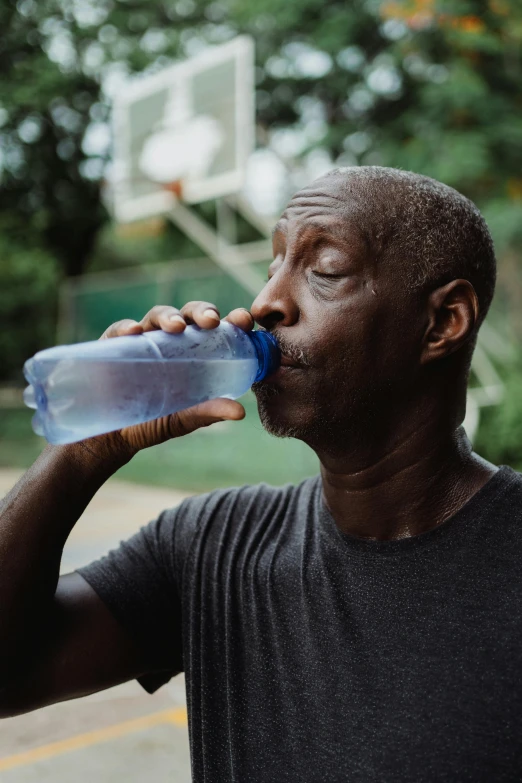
left=78, top=465, right=522, bottom=782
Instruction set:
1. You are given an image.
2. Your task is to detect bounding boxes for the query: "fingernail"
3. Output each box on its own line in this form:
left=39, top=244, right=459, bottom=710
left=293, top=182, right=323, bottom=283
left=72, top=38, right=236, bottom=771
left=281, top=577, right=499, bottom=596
left=203, top=309, right=220, bottom=322
left=169, top=315, right=185, bottom=324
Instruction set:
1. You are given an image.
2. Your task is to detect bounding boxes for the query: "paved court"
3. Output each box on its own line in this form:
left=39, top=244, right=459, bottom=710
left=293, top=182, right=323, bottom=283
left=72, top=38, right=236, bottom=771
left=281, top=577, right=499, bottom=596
left=0, top=469, right=194, bottom=782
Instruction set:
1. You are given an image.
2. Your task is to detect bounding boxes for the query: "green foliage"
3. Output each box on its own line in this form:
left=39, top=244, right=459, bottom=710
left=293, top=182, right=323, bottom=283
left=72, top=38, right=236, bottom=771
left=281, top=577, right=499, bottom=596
left=1, top=1, right=107, bottom=278
left=0, top=223, right=59, bottom=381
left=474, top=361, right=522, bottom=471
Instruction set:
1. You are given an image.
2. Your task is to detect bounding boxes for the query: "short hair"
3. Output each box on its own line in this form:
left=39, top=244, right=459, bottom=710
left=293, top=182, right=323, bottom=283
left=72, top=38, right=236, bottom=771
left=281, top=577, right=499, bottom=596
left=321, top=166, right=497, bottom=329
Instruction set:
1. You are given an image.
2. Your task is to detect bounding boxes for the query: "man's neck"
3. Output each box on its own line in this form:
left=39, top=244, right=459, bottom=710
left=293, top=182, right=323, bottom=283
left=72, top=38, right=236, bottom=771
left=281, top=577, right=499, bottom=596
left=318, top=424, right=497, bottom=541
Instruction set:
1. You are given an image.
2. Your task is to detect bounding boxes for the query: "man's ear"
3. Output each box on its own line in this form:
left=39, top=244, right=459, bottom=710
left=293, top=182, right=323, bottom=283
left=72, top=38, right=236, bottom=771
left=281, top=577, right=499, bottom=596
left=420, top=279, right=479, bottom=366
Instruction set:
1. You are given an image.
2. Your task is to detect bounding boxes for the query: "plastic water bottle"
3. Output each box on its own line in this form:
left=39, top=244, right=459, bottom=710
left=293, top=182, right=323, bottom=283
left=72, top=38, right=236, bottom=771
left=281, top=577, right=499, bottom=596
left=23, top=321, right=280, bottom=445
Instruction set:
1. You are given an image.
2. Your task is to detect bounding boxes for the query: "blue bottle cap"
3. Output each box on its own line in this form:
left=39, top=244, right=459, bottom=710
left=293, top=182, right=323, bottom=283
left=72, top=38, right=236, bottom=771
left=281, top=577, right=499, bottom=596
left=248, top=330, right=281, bottom=382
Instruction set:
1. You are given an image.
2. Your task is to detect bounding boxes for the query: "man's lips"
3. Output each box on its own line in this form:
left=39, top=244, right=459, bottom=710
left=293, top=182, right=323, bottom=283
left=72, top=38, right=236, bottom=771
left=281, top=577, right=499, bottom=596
left=261, top=354, right=305, bottom=382
left=280, top=355, right=302, bottom=368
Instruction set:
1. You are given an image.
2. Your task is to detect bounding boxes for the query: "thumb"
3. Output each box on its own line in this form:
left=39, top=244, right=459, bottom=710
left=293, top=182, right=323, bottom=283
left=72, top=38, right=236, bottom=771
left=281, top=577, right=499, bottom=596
left=169, top=398, right=245, bottom=436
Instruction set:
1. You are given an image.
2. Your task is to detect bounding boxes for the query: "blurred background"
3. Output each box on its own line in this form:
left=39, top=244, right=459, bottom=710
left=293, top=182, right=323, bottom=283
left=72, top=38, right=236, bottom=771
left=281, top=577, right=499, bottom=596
left=1, top=0, right=522, bottom=780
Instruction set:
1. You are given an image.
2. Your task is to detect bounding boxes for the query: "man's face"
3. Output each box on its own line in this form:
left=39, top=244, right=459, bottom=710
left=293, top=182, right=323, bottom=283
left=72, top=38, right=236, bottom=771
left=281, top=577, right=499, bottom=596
left=250, top=177, right=422, bottom=453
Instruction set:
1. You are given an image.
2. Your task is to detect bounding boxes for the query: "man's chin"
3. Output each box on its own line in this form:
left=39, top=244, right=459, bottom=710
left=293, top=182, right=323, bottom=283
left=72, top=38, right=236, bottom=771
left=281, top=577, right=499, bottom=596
left=252, top=381, right=362, bottom=453
left=257, top=409, right=304, bottom=439
left=252, top=382, right=310, bottom=440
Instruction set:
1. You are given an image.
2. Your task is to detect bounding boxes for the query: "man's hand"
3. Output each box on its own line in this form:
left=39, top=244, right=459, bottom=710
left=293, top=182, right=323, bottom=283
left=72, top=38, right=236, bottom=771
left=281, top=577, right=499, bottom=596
left=0, top=301, right=255, bottom=716
left=88, top=302, right=255, bottom=458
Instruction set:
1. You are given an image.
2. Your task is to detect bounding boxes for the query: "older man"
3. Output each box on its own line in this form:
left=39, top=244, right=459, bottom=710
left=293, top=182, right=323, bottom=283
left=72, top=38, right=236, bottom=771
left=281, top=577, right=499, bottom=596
left=1, top=167, right=519, bottom=782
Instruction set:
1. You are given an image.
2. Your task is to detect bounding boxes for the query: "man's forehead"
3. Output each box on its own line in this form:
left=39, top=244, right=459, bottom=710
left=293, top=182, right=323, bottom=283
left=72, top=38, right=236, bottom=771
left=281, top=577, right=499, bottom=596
left=272, top=213, right=345, bottom=239
left=273, top=178, right=365, bottom=236
left=273, top=202, right=365, bottom=246
left=281, top=183, right=346, bottom=218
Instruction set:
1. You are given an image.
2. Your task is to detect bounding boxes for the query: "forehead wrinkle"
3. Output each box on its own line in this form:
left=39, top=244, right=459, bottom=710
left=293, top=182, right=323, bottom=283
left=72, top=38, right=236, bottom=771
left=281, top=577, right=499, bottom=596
left=276, top=185, right=374, bottom=262
left=290, top=188, right=346, bottom=204
left=282, top=203, right=342, bottom=220
left=272, top=222, right=345, bottom=253
left=282, top=193, right=347, bottom=222
left=285, top=209, right=339, bottom=222
left=273, top=211, right=360, bottom=247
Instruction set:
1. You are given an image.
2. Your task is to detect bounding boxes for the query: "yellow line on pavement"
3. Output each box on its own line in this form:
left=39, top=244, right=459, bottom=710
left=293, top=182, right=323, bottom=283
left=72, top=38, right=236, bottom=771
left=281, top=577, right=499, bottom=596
left=0, top=707, right=187, bottom=772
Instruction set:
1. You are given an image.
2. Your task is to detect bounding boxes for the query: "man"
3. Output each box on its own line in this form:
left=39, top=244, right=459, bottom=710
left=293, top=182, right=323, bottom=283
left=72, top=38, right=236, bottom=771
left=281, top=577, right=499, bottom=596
left=0, top=166, right=520, bottom=782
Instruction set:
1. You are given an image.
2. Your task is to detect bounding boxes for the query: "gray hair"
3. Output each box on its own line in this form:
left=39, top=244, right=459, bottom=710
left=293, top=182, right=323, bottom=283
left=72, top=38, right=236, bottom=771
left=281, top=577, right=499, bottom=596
left=322, top=166, right=497, bottom=328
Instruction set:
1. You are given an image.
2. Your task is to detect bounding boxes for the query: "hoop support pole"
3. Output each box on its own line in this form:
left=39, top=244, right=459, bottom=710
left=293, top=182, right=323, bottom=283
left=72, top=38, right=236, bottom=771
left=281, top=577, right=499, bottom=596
left=167, top=200, right=267, bottom=297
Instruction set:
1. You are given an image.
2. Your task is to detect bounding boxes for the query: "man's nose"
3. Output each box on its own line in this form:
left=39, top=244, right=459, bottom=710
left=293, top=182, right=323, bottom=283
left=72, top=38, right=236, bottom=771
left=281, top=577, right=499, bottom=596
left=250, top=274, right=299, bottom=331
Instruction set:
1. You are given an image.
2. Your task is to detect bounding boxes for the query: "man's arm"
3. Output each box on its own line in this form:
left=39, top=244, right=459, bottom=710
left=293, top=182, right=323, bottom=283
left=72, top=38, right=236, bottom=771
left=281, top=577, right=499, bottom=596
left=0, top=443, right=146, bottom=717
left=0, top=301, right=250, bottom=718
left=0, top=572, right=149, bottom=717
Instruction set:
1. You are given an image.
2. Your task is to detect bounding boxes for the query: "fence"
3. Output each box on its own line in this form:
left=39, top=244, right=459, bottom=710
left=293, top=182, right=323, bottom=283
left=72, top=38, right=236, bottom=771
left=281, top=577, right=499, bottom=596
left=58, top=257, right=268, bottom=344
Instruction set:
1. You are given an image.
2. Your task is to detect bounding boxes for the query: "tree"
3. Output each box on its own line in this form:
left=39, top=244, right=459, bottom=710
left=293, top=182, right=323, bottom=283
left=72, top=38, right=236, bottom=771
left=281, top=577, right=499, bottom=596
left=2, top=0, right=522, bottom=275
left=0, top=215, right=59, bottom=381
left=1, top=1, right=104, bottom=278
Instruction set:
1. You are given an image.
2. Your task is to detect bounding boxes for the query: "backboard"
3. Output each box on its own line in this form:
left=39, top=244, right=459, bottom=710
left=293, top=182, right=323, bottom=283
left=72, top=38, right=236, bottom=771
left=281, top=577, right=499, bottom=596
left=110, top=36, right=255, bottom=223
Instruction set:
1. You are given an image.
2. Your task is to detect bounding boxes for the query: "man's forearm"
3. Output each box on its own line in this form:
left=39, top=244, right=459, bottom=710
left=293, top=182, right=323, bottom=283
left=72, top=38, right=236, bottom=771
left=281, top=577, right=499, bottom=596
left=0, top=441, right=130, bottom=678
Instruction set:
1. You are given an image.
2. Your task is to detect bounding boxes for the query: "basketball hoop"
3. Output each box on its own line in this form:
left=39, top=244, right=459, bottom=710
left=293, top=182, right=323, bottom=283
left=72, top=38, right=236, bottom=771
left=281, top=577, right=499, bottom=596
left=162, top=180, right=184, bottom=200
left=110, top=36, right=254, bottom=224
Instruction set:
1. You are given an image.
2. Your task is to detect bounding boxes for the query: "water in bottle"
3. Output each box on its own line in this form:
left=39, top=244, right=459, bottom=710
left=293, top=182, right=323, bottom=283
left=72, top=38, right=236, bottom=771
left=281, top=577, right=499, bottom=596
left=23, top=321, right=280, bottom=445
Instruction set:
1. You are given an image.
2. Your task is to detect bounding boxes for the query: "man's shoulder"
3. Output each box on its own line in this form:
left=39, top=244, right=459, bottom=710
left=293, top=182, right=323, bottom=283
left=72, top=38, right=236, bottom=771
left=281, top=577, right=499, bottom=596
left=164, top=474, right=320, bottom=554
left=468, top=465, right=522, bottom=562
left=171, top=474, right=320, bottom=525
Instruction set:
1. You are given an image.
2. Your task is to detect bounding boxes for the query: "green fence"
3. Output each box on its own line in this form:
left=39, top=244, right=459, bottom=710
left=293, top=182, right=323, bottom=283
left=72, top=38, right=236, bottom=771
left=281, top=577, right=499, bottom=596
left=61, top=258, right=263, bottom=343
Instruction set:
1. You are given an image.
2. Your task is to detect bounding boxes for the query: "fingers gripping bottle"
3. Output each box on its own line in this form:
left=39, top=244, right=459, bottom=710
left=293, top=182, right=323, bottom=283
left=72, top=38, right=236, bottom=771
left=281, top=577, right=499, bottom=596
left=23, top=322, right=280, bottom=445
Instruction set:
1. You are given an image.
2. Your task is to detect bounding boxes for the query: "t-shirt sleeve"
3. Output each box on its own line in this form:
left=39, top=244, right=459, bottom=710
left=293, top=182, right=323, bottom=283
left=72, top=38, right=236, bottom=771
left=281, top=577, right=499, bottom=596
left=76, top=495, right=201, bottom=694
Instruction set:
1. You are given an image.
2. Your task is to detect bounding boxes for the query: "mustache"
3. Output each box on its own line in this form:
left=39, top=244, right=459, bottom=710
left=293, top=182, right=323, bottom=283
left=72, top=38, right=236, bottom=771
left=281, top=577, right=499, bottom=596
left=267, top=329, right=312, bottom=367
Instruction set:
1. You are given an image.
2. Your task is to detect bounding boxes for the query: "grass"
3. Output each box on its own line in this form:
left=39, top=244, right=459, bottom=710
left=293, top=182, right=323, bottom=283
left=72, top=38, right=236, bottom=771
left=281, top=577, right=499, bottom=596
left=0, top=393, right=320, bottom=493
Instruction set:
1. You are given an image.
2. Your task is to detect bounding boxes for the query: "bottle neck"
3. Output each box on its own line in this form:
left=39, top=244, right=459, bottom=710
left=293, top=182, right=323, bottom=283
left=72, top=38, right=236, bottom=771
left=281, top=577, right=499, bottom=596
left=247, top=330, right=280, bottom=381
